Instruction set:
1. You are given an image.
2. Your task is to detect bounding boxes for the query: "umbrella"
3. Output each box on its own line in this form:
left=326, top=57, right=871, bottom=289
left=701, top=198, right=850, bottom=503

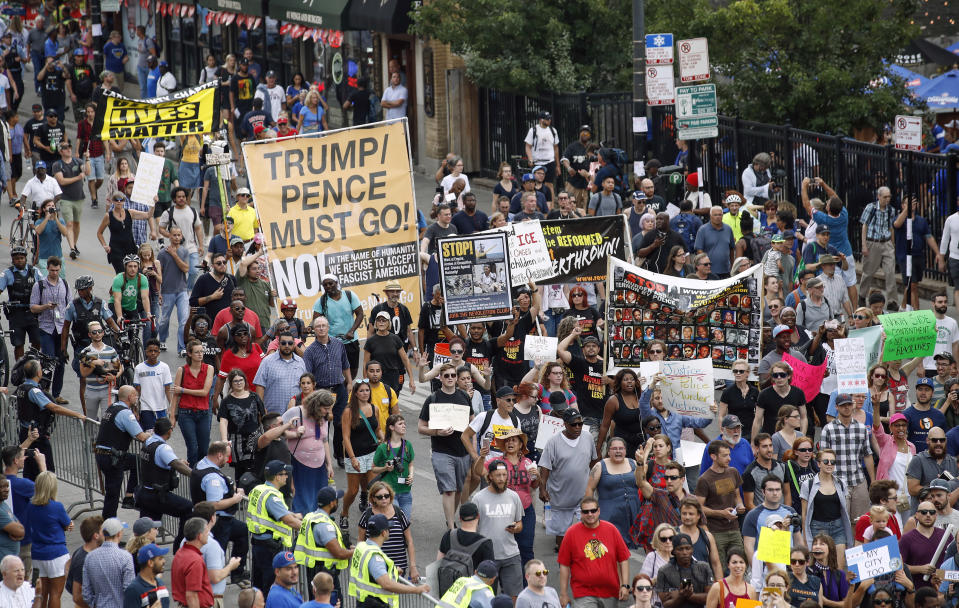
left=948, top=41, right=959, bottom=55
left=887, top=63, right=930, bottom=89
left=899, top=38, right=959, bottom=67
left=915, top=69, right=959, bottom=112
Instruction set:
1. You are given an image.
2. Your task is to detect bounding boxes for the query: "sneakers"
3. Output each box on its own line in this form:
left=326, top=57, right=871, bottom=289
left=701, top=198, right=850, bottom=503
left=91, top=199, right=98, bottom=209
left=54, top=397, right=69, bottom=405
left=178, top=349, right=187, bottom=357
left=159, top=344, right=167, bottom=352
left=69, top=247, right=79, bottom=260
left=358, top=492, right=369, bottom=513
left=339, top=515, right=349, bottom=530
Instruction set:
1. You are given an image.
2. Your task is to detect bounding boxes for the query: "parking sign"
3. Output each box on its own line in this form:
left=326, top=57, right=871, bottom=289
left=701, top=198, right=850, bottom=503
left=678, top=38, right=710, bottom=82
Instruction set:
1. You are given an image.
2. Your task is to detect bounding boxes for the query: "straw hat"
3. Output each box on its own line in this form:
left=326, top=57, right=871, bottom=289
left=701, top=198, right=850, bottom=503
left=492, top=428, right=529, bottom=455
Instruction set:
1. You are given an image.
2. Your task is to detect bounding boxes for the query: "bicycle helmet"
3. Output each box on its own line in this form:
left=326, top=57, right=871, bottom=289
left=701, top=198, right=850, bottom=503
left=75, top=275, right=94, bottom=291
left=10, top=246, right=27, bottom=257
left=123, top=254, right=141, bottom=266
left=280, top=299, right=297, bottom=311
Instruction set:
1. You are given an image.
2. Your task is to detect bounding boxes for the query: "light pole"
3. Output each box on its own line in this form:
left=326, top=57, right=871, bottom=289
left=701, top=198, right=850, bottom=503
left=632, top=0, right=647, bottom=166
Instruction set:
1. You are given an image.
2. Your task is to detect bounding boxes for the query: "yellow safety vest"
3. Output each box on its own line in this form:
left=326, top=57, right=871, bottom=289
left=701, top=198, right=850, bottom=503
left=245, top=483, right=294, bottom=546
left=348, top=541, right=398, bottom=608
left=294, top=510, right=348, bottom=569
left=435, top=577, right=492, bottom=608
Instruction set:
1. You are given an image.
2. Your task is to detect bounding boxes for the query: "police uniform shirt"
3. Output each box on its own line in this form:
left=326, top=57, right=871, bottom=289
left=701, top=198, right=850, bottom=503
left=95, top=404, right=143, bottom=450
left=64, top=297, right=114, bottom=325
left=144, top=436, right=177, bottom=479
left=366, top=544, right=389, bottom=579
left=251, top=490, right=291, bottom=541
left=0, top=266, right=43, bottom=292
left=22, top=380, right=52, bottom=415
left=313, top=515, right=339, bottom=547
left=195, top=456, right=231, bottom=516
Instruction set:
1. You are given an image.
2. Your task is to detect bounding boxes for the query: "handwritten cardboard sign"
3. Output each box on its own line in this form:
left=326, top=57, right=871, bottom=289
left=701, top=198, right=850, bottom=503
left=845, top=535, right=902, bottom=582
left=508, top=220, right=554, bottom=283
left=849, top=325, right=884, bottom=371
left=428, top=403, right=471, bottom=433
left=782, top=353, right=827, bottom=403
left=756, top=527, right=791, bottom=564
left=835, top=337, right=868, bottom=394
left=524, top=335, right=558, bottom=362
left=660, top=358, right=714, bottom=417
left=879, top=310, right=937, bottom=361
left=535, top=416, right=589, bottom=449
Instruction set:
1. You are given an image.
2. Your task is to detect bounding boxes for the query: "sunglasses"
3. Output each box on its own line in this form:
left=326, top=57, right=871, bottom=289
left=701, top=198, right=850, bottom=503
left=796, top=447, right=813, bottom=453
left=581, top=508, right=598, bottom=514
left=442, top=373, right=457, bottom=378
left=918, top=509, right=937, bottom=515
left=647, top=426, right=662, bottom=432
left=450, top=349, right=464, bottom=354
left=659, top=535, right=674, bottom=542
left=852, top=314, right=868, bottom=320
left=873, top=373, right=887, bottom=379
left=89, top=329, right=104, bottom=334
left=568, top=421, right=583, bottom=427
left=930, top=438, right=946, bottom=443
left=699, top=262, right=712, bottom=267
left=649, top=349, right=663, bottom=354
left=820, top=460, right=835, bottom=465
left=873, top=600, right=893, bottom=606
left=663, top=475, right=681, bottom=481
left=213, top=260, right=226, bottom=266
left=501, top=397, right=516, bottom=403
left=771, top=372, right=789, bottom=379
left=374, top=493, right=391, bottom=500
left=733, top=369, right=748, bottom=374
left=791, top=559, right=806, bottom=565
left=279, top=341, right=295, bottom=346
left=635, top=586, right=653, bottom=592
left=533, top=570, right=549, bottom=576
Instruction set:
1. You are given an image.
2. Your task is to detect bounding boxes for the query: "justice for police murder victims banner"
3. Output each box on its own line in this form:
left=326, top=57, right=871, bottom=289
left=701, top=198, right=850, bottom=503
left=606, top=257, right=763, bottom=380
left=437, top=232, right=513, bottom=325
left=243, top=121, right=421, bottom=338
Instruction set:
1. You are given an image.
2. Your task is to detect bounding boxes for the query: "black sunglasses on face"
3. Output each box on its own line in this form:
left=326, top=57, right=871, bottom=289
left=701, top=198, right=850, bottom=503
left=771, top=372, right=789, bottom=379
left=568, top=421, right=584, bottom=427
left=581, top=508, right=598, bottom=514
left=662, top=475, right=681, bottom=481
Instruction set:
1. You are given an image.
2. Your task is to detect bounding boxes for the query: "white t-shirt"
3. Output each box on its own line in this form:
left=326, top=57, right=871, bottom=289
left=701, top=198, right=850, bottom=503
left=381, top=83, right=408, bottom=120
left=524, top=124, right=558, bottom=164
left=21, top=175, right=62, bottom=208
left=440, top=172, right=471, bottom=196
left=923, top=315, right=959, bottom=369
left=157, top=72, right=177, bottom=96
left=0, top=73, right=10, bottom=110
left=134, top=360, right=173, bottom=412
left=158, top=205, right=203, bottom=254
left=468, top=410, right=516, bottom=450
left=264, top=85, right=286, bottom=122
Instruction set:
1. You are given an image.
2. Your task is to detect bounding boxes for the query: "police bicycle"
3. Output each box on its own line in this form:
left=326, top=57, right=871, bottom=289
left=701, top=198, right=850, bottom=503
left=109, top=317, right=152, bottom=387
left=8, top=203, right=39, bottom=265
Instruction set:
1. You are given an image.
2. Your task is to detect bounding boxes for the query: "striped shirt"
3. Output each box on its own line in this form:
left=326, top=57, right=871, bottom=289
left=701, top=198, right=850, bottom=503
left=252, top=352, right=306, bottom=414
left=302, top=337, right=348, bottom=387
left=820, top=271, right=849, bottom=317
left=860, top=201, right=894, bottom=241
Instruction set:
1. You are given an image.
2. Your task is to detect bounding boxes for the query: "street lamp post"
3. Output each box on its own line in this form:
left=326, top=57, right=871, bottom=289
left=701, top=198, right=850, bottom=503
left=632, top=0, right=647, bottom=167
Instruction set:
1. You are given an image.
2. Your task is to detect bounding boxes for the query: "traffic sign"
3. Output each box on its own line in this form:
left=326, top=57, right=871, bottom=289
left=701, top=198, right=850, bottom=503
left=894, top=115, right=922, bottom=151
left=676, top=84, right=717, bottom=119
left=678, top=125, right=719, bottom=140
left=645, top=65, right=675, bottom=106
left=677, top=116, right=718, bottom=130
left=645, top=33, right=674, bottom=64
left=678, top=37, right=710, bottom=82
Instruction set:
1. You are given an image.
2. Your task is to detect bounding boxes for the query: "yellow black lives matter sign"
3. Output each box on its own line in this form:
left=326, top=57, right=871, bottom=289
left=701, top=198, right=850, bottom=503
left=92, top=80, right=221, bottom=140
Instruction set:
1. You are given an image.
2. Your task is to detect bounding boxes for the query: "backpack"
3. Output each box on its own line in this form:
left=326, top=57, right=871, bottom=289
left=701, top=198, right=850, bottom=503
left=164, top=205, right=199, bottom=235
left=799, top=296, right=832, bottom=325
left=750, top=231, right=773, bottom=262
left=318, top=289, right=358, bottom=319
left=150, top=36, right=162, bottom=56
left=437, top=531, right=489, bottom=597
left=367, top=92, right=381, bottom=123
left=604, top=149, right=630, bottom=197
left=475, top=408, right=520, bottom=444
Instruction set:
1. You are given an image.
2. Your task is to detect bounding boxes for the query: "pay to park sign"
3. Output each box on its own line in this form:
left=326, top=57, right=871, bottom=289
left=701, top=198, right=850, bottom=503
left=243, top=120, right=421, bottom=339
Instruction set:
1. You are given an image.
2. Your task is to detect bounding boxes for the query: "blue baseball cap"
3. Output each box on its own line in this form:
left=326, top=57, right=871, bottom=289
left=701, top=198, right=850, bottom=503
left=73, top=48, right=85, bottom=56
left=916, top=377, right=935, bottom=388
left=137, top=543, right=169, bottom=565
left=521, top=173, right=535, bottom=183
left=35, top=161, right=47, bottom=170
left=272, top=551, right=296, bottom=568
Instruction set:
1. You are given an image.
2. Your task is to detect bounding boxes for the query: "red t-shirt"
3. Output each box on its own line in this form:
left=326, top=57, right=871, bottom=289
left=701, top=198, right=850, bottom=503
left=557, top=520, right=630, bottom=598
left=218, top=343, right=264, bottom=389
left=171, top=543, right=214, bottom=607
left=212, top=308, right=263, bottom=338
left=854, top=511, right=902, bottom=542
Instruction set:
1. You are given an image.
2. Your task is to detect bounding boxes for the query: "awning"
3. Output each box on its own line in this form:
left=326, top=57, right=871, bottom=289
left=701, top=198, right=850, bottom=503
left=197, top=0, right=262, bottom=17
left=345, top=0, right=412, bottom=34
left=269, top=0, right=347, bottom=29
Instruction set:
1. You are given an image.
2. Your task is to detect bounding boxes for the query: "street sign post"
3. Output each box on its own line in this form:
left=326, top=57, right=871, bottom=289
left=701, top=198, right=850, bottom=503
left=894, top=115, right=922, bottom=151
left=645, top=33, right=674, bottom=64
left=676, top=84, right=717, bottom=139
left=645, top=65, right=675, bottom=106
left=678, top=37, right=710, bottom=82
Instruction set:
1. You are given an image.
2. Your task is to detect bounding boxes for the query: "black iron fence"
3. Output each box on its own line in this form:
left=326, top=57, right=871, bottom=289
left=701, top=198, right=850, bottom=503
left=478, top=87, right=959, bottom=282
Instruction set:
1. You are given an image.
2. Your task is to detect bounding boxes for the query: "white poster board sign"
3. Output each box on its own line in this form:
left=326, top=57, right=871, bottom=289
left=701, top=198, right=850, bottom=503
left=428, top=403, right=471, bottom=433
left=835, top=337, right=868, bottom=394
left=535, top=416, right=589, bottom=450
left=130, top=152, right=166, bottom=206
left=524, top=335, right=558, bottom=362
left=508, top=220, right=554, bottom=283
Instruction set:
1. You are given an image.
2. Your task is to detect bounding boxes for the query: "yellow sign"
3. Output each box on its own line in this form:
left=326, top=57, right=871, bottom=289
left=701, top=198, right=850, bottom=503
left=243, top=121, right=421, bottom=339
left=755, top=527, right=791, bottom=565
left=735, top=600, right=761, bottom=608
left=92, top=81, right=221, bottom=140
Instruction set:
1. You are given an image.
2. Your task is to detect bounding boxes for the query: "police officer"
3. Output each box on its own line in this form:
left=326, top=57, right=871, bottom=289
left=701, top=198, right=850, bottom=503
left=94, top=384, right=150, bottom=519
left=436, top=560, right=497, bottom=608
left=0, top=246, right=43, bottom=361
left=246, top=460, right=303, bottom=593
left=62, top=275, right=119, bottom=414
left=15, top=358, right=84, bottom=479
left=294, top=486, right=353, bottom=601
left=135, top=416, right=193, bottom=543
left=348, top=513, right=429, bottom=608
left=190, top=440, right=249, bottom=585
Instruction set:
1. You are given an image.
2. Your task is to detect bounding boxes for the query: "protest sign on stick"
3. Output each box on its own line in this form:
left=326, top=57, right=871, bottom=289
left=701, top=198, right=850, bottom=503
left=835, top=337, right=868, bottom=394
left=879, top=310, right=937, bottom=361
left=782, top=353, right=827, bottom=402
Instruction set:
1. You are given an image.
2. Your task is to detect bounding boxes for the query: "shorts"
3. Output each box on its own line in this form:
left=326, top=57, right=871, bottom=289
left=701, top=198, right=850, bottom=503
left=948, top=257, right=959, bottom=287
left=88, top=155, right=106, bottom=181
left=60, top=198, right=83, bottom=223
left=206, top=202, right=223, bottom=226
left=179, top=161, right=202, bottom=189
left=492, top=554, right=523, bottom=596
left=839, top=263, right=857, bottom=287
left=346, top=451, right=375, bottom=474
left=10, top=319, right=41, bottom=347
left=545, top=505, right=581, bottom=536
left=809, top=517, right=848, bottom=546
left=430, top=451, right=471, bottom=493
left=572, top=597, right=619, bottom=608
left=35, top=553, right=70, bottom=578
left=899, top=257, right=925, bottom=287
left=535, top=161, right=557, bottom=183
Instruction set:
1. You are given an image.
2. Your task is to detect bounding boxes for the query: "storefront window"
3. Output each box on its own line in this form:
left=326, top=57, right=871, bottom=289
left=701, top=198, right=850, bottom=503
left=316, top=30, right=372, bottom=107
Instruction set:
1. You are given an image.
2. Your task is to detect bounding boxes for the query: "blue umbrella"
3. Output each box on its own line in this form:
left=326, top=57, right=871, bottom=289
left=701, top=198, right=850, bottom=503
left=915, top=69, right=959, bottom=112
left=886, top=63, right=930, bottom=89
left=948, top=41, right=959, bottom=54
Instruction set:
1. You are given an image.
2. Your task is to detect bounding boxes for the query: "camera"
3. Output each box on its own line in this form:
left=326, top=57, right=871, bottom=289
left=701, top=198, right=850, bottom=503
left=681, top=579, right=692, bottom=588
left=24, top=448, right=36, bottom=458
left=785, top=514, right=801, bottom=528
left=389, top=456, right=403, bottom=471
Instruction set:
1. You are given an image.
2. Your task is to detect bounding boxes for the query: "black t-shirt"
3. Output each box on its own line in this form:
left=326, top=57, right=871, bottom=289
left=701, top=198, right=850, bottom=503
left=369, top=301, right=413, bottom=347
left=438, top=529, right=494, bottom=568
left=566, top=355, right=607, bottom=419
left=635, top=230, right=686, bottom=274
left=646, top=194, right=668, bottom=214
left=35, top=123, right=65, bottom=162
left=419, top=388, right=472, bottom=456
left=424, top=222, right=457, bottom=255
left=757, top=386, right=807, bottom=436
left=561, top=307, right=601, bottom=340
left=25, top=118, right=45, bottom=147
left=68, top=62, right=94, bottom=98
left=189, top=272, right=237, bottom=320
left=364, top=332, right=404, bottom=372
left=450, top=210, right=490, bottom=235
left=418, top=301, right=446, bottom=354
left=348, top=88, right=373, bottom=125
left=40, top=68, right=66, bottom=109
left=494, top=312, right=534, bottom=387
left=719, top=384, right=760, bottom=436
left=464, top=338, right=494, bottom=396
left=561, top=141, right=590, bottom=189
left=230, top=74, right=256, bottom=115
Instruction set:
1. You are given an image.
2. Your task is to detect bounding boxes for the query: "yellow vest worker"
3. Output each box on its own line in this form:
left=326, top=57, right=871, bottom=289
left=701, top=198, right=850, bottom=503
left=348, top=514, right=430, bottom=608
left=435, top=561, right=497, bottom=608
left=295, top=486, right=354, bottom=601
left=246, top=460, right=303, bottom=593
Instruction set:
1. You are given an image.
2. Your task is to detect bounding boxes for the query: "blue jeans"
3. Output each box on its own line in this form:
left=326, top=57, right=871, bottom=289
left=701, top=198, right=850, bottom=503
left=292, top=460, right=328, bottom=515
left=159, top=291, right=190, bottom=351
left=516, top=503, right=536, bottom=569
left=187, top=252, right=200, bottom=290
left=543, top=308, right=565, bottom=337
left=38, top=330, right=64, bottom=397
left=139, top=409, right=167, bottom=432
left=394, top=492, right=412, bottom=520
left=137, top=66, right=150, bottom=98
left=177, top=408, right=211, bottom=468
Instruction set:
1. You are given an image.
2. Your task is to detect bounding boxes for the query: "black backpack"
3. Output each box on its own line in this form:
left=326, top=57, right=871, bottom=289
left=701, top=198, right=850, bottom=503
left=437, top=531, right=488, bottom=596
left=475, top=408, right=520, bottom=444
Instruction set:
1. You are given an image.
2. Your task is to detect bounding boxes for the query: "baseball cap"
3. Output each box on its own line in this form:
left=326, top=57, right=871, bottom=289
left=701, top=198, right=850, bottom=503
left=253, top=125, right=265, bottom=135
left=537, top=110, right=552, bottom=120
left=721, top=414, right=742, bottom=428
left=782, top=229, right=795, bottom=239
left=487, top=459, right=509, bottom=473
left=101, top=518, right=127, bottom=536
left=132, top=517, right=162, bottom=536
left=238, top=57, right=250, bottom=65
left=521, top=173, right=535, bottom=183
left=916, top=377, right=935, bottom=388
left=806, top=276, right=824, bottom=289
left=935, top=353, right=956, bottom=362
left=272, top=551, right=296, bottom=568
left=277, top=116, right=288, bottom=124
left=136, top=543, right=169, bottom=565
left=476, top=560, right=498, bottom=578
left=73, top=48, right=85, bottom=55
left=159, top=60, right=168, bottom=67
left=366, top=513, right=391, bottom=535
left=264, top=460, right=292, bottom=476
left=772, top=324, right=793, bottom=338
left=230, top=323, right=250, bottom=336
left=384, top=281, right=402, bottom=291
left=45, top=108, right=57, bottom=117
left=316, top=486, right=344, bottom=507
left=835, top=393, right=853, bottom=406
left=31, top=104, right=42, bottom=111
left=771, top=233, right=785, bottom=243
left=496, top=386, right=515, bottom=398
left=375, top=311, right=391, bottom=321
left=35, top=161, right=47, bottom=170
left=889, top=413, right=908, bottom=425
left=673, top=533, right=693, bottom=547
left=928, top=479, right=950, bottom=492
left=236, top=187, right=251, bottom=196
left=532, top=165, right=545, bottom=174
left=561, top=408, right=584, bottom=423
left=764, top=514, right=784, bottom=528
left=229, top=235, right=244, bottom=246
left=632, top=190, right=647, bottom=201
left=548, top=391, right=569, bottom=412
left=459, top=502, right=479, bottom=521
left=815, top=224, right=831, bottom=234
left=582, top=335, right=600, bottom=345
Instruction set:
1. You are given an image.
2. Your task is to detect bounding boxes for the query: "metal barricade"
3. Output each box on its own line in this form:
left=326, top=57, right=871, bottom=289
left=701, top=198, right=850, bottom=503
left=49, top=415, right=102, bottom=517
left=0, top=393, right=19, bottom=447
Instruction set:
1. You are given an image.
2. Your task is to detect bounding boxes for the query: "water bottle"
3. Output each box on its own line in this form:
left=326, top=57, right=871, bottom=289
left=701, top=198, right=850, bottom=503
left=543, top=501, right=551, bottom=525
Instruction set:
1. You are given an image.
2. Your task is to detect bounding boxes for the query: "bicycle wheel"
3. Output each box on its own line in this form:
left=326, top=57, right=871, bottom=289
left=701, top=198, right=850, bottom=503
left=8, top=217, right=26, bottom=247
left=0, top=337, right=9, bottom=387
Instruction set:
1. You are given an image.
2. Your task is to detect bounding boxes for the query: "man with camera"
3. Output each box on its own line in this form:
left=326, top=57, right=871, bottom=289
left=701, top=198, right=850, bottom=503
left=741, top=152, right=780, bottom=206
left=741, top=475, right=801, bottom=559
left=633, top=212, right=685, bottom=273
left=32, top=197, right=73, bottom=272
left=190, top=252, right=238, bottom=321
left=79, top=320, right=122, bottom=421
left=653, top=533, right=712, bottom=608
left=94, top=385, right=150, bottom=519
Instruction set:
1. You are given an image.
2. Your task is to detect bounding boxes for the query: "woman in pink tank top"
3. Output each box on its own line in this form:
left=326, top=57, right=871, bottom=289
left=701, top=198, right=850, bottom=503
left=706, top=549, right=756, bottom=608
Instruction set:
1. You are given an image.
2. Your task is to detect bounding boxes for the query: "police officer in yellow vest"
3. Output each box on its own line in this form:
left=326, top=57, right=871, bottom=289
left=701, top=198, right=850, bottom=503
left=349, top=513, right=429, bottom=608
left=246, top=460, right=303, bottom=594
left=436, top=560, right=497, bottom=608
left=295, top=486, right=354, bottom=602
